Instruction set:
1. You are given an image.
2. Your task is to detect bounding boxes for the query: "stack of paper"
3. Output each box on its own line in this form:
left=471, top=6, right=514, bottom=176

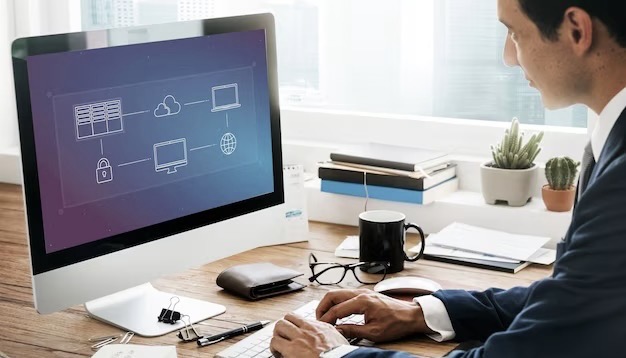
left=408, top=223, right=557, bottom=269
left=92, top=345, right=177, bottom=358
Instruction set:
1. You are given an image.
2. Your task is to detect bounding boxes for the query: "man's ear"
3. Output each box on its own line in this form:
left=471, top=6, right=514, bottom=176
left=563, top=7, right=593, bottom=56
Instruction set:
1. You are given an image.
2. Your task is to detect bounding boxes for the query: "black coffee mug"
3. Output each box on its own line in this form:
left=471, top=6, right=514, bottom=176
left=359, top=210, right=425, bottom=274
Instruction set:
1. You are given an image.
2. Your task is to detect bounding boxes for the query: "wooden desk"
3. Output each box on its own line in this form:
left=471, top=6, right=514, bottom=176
left=0, top=183, right=552, bottom=357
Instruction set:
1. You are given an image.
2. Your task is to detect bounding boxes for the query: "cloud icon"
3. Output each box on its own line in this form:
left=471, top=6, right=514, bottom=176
left=154, top=95, right=181, bottom=118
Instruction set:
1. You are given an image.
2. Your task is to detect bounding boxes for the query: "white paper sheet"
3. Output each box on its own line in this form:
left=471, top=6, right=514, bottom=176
left=526, top=247, right=557, bottom=265
left=426, top=223, right=551, bottom=262
left=335, top=236, right=360, bottom=259
left=409, top=240, right=521, bottom=264
left=92, top=345, right=177, bottom=358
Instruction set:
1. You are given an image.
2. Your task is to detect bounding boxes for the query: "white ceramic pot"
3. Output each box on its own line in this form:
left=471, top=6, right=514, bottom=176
left=480, top=162, right=538, bottom=207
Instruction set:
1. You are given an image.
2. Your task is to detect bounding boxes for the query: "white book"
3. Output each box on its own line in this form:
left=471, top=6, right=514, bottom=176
left=330, top=143, right=449, bottom=172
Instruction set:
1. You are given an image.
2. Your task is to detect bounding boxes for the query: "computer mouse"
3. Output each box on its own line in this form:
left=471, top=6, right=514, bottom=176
left=373, top=276, right=442, bottom=297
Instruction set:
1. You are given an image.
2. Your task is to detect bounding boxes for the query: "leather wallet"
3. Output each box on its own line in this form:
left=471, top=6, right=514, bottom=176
left=216, top=262, right=306, bottom=300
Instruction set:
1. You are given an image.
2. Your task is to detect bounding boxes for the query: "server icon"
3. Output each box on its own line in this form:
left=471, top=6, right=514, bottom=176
left=75, top=99, right=124, bottom=140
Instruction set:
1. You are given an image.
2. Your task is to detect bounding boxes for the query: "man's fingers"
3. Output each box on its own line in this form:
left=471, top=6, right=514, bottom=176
left=335, top=323, right=370, bottom=340
left=273, top=318, right=299, bottom=339
left=316, top=289, right=364, bottom=319
left=319, top=296, right=366, bottom=324
left=284, top=312, right=306, bottom=328
left=269, top=335, right=289, bottom=358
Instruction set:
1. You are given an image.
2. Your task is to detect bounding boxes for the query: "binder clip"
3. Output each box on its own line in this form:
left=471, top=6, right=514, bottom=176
left=158, top=296, right=182, bottom=324
left=177, top=315, right=201, bottom=342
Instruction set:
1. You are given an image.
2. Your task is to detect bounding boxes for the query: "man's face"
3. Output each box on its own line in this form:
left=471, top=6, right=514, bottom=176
left=498, top=0, right=581, bottom=109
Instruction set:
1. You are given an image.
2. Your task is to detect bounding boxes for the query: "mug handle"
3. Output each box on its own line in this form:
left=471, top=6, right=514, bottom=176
left=404, top=223, right=425, bottom=262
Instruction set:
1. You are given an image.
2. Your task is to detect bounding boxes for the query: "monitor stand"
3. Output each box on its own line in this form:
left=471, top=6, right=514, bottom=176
left=84, top=282, right=225, bottom=337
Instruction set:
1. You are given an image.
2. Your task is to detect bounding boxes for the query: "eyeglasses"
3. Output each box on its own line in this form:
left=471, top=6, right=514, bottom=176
left=308, top=253, right=388, bottom=285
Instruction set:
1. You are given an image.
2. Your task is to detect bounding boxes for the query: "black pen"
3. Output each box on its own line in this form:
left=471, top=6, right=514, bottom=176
left=197, top=320, right=272, bottom=347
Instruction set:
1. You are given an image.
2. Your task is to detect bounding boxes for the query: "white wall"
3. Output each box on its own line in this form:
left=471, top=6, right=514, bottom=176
left=0, top=0, right=18, bottom=150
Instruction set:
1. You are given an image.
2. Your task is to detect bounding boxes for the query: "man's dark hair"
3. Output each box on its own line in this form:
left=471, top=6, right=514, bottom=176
left=518, top=0, right=626, bottom=48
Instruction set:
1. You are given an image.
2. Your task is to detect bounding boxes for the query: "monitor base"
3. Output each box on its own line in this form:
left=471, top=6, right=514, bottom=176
left=85, top=282, right=225, bottom=337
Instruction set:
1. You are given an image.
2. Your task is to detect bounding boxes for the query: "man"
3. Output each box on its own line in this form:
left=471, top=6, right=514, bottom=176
left=270, top=0, right=626, bottom=357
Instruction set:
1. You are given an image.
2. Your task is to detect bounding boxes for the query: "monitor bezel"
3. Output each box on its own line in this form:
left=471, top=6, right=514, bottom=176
left=12, top=14, right=283, bottom=275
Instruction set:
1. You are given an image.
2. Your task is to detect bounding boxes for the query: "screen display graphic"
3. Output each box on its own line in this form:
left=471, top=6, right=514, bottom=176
left=26, top=29, right=274, bottom=253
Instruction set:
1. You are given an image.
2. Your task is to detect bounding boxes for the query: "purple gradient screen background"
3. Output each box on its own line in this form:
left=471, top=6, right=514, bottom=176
left=26, top=30, right=275, bottom=253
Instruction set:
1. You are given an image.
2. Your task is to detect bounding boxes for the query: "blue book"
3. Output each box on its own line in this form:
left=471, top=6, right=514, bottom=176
left=320, top=177, right=459, bottom=205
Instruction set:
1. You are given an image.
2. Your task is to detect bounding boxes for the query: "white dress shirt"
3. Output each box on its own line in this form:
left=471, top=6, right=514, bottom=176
left=592, top=87, right=626, bottom=161
left=415, top=86, right=626, bottom=343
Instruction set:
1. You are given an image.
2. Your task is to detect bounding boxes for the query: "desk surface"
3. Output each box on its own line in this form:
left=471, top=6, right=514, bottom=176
left=0, top=183, right=552, bottom=358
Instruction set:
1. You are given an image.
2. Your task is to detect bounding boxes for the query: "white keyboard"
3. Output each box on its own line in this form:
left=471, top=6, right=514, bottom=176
left=216, top=300, right=364, bottom=358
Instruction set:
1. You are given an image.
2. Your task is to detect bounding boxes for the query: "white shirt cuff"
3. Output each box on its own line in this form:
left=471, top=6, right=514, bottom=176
left=414, top=295, right=456, bottom=342
left=320, top=344, right=359, bottom=358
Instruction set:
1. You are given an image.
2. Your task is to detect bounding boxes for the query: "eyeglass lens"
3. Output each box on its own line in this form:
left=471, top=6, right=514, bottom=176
left=312, top=262, right=387, bottom=284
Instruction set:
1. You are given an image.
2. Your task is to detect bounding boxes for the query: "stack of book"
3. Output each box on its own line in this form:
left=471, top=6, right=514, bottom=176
left=319, top=143, right=458, bottom=205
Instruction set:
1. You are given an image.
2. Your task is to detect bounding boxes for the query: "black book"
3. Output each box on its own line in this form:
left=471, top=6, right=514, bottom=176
left=423, top=254, right=531, bottom=274
left=318, top=163, right=456, bottom=191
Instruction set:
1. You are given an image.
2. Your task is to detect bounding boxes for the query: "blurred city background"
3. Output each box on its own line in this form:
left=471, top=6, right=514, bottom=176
left=81, top=0, right=587, bottom=127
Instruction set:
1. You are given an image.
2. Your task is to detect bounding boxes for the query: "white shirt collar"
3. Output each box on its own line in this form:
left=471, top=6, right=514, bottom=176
left=591, top=87, right=626, bottom=161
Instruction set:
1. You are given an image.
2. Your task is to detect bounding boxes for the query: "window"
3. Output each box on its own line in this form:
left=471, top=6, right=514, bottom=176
left=80, top=0, right=586, bottom=128
left=80, top=0, right=318, bottom=112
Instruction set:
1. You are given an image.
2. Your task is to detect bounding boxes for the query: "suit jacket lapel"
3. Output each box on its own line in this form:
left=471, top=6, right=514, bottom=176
left=586, top=107, right=626, bottom=189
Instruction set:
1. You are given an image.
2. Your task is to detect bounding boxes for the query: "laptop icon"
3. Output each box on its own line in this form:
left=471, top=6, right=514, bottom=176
left=211, top=83, right=242, bottom=112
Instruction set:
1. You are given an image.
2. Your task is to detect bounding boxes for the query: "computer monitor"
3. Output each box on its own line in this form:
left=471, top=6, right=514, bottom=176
left=11, top=14, right=284, bottom=336
left=153, top=138, right=188, bottom=174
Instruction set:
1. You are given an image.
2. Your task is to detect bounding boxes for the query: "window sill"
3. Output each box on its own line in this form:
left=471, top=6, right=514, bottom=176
left=305, top=179, right=571, bottom=249
left=280, top=108, right=588, bottom=162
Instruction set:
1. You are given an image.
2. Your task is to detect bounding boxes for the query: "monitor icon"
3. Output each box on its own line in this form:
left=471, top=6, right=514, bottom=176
left=211, top=83, right=241, bottom=112
left=153, top=138, right=188, bottom=174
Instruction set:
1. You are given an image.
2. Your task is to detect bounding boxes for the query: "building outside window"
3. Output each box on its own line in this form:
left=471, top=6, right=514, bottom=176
left=80, top=0, right=587, bottom=128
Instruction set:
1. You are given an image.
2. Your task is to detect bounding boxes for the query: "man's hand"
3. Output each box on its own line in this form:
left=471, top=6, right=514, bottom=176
left=316, top=289, right=433, bottom=342
left=270, top=313, right=349, bottom=358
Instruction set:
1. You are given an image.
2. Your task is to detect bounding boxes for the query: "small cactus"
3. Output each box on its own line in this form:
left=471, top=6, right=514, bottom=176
left=490, top=118, right=544, bottom=169
left=545, top=156, right=580, bottom=190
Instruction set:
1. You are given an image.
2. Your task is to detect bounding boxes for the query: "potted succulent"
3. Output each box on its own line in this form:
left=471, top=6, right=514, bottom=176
left=481, top=118, right=544, bottom=207
left=542, top=157, right=580, bottom=212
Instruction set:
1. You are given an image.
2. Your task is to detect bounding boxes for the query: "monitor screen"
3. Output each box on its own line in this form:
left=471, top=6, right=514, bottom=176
left=13, top=15, right=283, bottom=284
left=27, top=29, right=274, bottom=254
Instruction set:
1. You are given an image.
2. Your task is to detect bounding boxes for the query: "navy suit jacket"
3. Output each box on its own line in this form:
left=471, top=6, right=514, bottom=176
left=346, top=107, right=626, bottom=358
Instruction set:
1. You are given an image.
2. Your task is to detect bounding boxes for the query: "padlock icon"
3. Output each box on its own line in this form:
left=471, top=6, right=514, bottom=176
left=96, top=158, right=113, bottom=184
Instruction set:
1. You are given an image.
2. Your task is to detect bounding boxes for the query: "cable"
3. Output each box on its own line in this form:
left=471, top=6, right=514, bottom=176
left=363, top=171, right=369, bottom=212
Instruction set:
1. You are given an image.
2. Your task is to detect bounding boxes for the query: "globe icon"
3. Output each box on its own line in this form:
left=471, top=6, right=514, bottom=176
left=220, top=132, right=237, bottom=155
